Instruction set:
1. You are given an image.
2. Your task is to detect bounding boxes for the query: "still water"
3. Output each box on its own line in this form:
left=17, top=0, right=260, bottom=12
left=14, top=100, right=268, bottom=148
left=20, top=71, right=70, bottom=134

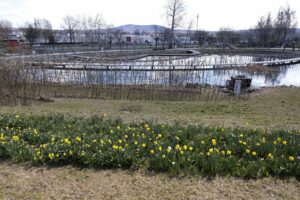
left=44, top=63, right=300, bottom=87
left=39, top=54, right=300, bottom=87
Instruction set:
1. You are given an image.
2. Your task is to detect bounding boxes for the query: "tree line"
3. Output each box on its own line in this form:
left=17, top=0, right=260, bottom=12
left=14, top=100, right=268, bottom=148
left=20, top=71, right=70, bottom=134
left=0, top=0, right=299, bottom=49
left=168, top=0, right=299, bottom=48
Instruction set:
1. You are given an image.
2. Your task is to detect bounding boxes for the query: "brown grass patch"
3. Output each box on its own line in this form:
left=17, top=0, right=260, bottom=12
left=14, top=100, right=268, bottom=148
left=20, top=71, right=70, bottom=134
left=0, top=162, right=299, bottom=200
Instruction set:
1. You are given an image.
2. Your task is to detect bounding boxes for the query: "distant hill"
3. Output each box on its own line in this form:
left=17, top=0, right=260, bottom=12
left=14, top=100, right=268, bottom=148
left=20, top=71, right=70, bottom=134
left=113, top=24, right=167, bottom=33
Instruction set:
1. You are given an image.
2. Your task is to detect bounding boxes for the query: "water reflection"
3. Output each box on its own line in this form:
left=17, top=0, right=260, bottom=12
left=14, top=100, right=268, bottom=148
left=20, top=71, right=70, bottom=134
left=41, top=63, right=300, bottom=87
left=29, top=53, right=300, bottom=87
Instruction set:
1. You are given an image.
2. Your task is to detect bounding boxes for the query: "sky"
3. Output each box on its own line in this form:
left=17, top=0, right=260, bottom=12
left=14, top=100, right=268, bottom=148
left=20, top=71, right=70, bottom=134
left=0, top=0, right=299, bottom=31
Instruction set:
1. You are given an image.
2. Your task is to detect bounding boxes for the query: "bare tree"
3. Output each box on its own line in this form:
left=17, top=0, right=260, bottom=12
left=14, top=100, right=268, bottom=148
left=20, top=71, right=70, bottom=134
left=165, top=0, right=185, bottom=48
left=61, top=15, right=79, bottom=43
left=86, top=14, right=105, bottom=43
left=274, top=5, right=297, bottom=46
left=240, top=29, right=256, bottom=47
left=217, top=27, right=235, bottom=48
left=152, top=25, right=163, bottom=47
left=183, top=20, right=193, bottom=47
left=193, top=30, right=209, bottom=46
left=0, top=20, right=12, bottom=40
left=36, top=18, right=54, bottom=43
left=114, top=30, right=124, bottom=49
left=255, top=13, right=274, bottom=47
left=103, top=25, right=114, bottom=48
left=23, top=19, right=41, bottom=46
left=162, top=28, right=173, bottom=48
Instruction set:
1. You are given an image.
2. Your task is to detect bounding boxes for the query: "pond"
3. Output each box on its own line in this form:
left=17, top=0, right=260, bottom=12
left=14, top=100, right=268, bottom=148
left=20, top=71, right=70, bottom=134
left=36, top=54, right=300, bottom=87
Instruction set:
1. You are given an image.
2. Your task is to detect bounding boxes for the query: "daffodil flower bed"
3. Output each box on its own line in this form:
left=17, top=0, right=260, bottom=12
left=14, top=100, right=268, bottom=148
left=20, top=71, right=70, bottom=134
left=0, top=114, right=299, bottom=178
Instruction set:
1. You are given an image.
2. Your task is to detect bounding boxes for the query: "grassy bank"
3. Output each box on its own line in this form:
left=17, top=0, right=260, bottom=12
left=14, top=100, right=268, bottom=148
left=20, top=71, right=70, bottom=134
left=0, top=87, right=300, bottom=199
left=1, top=87, right=299, bottom=129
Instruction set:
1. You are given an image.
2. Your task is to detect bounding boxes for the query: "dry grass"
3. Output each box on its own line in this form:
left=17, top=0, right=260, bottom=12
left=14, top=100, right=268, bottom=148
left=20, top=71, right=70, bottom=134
left=1, top=87, right=299, bottom=129
left=0, top=162, right=299, bottom=200
left=1, top=87, right=300, bottom=199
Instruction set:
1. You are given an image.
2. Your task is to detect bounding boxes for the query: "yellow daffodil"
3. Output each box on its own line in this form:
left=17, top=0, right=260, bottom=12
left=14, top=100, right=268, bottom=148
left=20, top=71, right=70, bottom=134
left=268, top=153, right=273, bottom=159
left=167, top=146, right=172, bottom=153
left=75, top=136, right=81, bottom=142
left=226, top=150, right=232, bottom=155
left=48, top=153, right=54, bottom=160
left=252, top=151, right=257, bottom=156
left=12, top=135, right=19, bottom=142
left=211, top=139, right=217, bottom=145
left=64, top=138, right=71, bottom=145
left=289, top=156, right=295, bottom=161
left=283, top=141, right=287, bottom=145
